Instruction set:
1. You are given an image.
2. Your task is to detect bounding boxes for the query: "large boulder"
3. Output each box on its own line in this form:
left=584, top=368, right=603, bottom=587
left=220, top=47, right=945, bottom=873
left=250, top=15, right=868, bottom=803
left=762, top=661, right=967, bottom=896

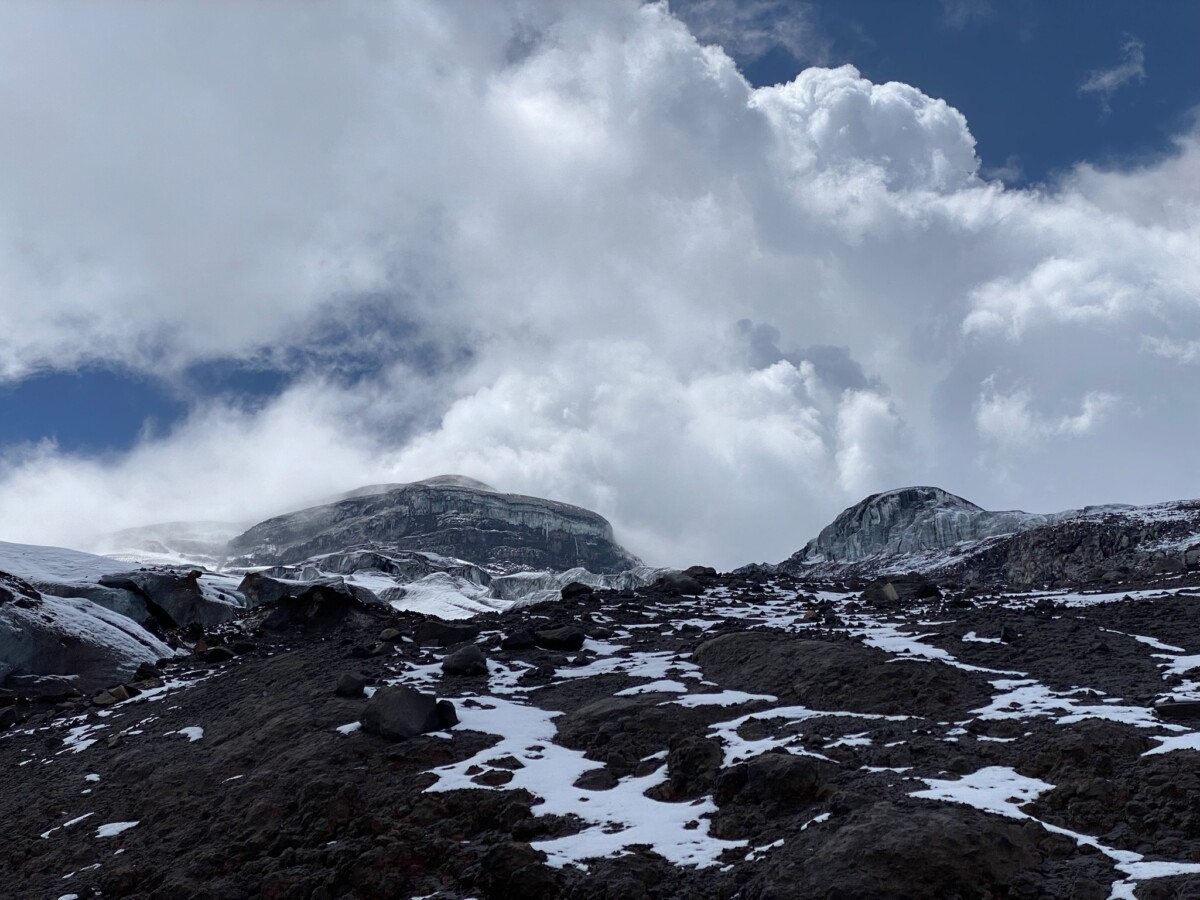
left=360, top=685, right=456, bottom=740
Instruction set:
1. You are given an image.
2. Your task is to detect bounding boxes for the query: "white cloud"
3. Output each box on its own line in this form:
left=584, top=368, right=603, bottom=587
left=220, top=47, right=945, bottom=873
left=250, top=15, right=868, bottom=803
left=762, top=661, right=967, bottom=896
left=1079, top=35, right=1146, bottom=111
left=975, top=382, right=1118, bottom=450
left=1143, top=336, right=1200, bottom=364
left=0, top=1, right=1195, bottom=567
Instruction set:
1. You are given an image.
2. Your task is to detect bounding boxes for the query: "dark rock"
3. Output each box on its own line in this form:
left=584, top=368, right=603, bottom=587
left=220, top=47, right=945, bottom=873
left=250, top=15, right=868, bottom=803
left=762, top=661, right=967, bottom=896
left=475, top=841, right=559, bottom=900
left=134, top=661, right=160, bottom=680
left=3, top=674, right=82, bottom=701
left=683, top=565, right=717, bottom=578
left=379, top=627, right=404, bottom=642
left=715, top=751, right=835, bottom=809
left=1154, top=699, right=1200, bottom=721
left=656, top=736, right=723, bottom=800
left=695, top=631, right=989, bottom=718
left=574, top=768, right=619, bottom=791
left=657, top=572, right=704, bottom=596
left=787, top=802, right=1048, bottom=898
left=262, top=584, right=370, bottom=632
left=1000, top=623, right=1020, bottom=643
left=204, top=645, right=236, bottom=663
left=360, top=685, right=444, bottom=740
left=501, top=630, right=537, bottom=650
left=335, top=672, right=368, bottom=697
left=436, top=699, right=458, bottom=728
left=533, top=625, right=586, bottom=652
left=442, top=643, right=488, bottom=676
left=413, top=620, right=480, bottom=647
left=560, top=581, right=595, bottom=601
left=0, top=706, right=18, bottom=730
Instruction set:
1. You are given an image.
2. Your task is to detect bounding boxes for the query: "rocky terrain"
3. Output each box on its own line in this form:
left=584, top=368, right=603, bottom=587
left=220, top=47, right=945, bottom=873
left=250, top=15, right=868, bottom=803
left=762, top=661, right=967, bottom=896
left=5, top=482, right=1200, bottom=898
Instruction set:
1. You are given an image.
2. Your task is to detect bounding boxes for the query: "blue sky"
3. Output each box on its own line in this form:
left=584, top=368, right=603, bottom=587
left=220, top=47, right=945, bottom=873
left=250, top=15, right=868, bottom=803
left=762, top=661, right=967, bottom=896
left=677, top=0, right=1200, bottom=184
left=0, top=1, right=1198, bottom=565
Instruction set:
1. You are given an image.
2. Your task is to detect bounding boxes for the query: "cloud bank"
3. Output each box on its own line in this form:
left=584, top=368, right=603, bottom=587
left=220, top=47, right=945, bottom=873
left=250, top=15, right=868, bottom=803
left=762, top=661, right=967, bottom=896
left=0, top=1, right=1197, bottom=569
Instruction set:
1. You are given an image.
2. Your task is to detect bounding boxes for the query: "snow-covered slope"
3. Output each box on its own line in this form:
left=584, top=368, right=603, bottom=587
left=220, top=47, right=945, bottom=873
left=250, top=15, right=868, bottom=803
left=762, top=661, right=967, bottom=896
left=88, top=521, right=248, bottom=568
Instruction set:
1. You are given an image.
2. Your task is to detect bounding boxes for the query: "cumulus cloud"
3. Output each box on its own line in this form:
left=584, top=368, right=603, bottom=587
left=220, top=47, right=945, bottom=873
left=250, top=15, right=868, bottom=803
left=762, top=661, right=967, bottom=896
left=1079, top=35, right=1146, bottom=112
left=0, top=1, right=1196, bottom=567
left=975, top=382, right=1119, bottom=450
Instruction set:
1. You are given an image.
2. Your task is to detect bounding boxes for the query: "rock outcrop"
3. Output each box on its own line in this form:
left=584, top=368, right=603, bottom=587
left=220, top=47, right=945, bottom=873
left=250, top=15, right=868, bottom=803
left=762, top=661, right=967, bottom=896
left=226, top=476, right=642, bottom=574
left=0, top=573, right=174, bottom=692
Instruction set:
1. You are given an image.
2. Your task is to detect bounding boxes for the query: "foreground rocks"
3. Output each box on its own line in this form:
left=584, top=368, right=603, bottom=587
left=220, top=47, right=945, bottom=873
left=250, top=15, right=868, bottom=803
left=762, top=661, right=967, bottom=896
left=4, top=569, right=1200, bottom=898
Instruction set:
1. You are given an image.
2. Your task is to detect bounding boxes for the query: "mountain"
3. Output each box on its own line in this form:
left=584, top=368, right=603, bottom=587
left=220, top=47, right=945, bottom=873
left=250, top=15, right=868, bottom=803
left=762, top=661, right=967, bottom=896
left=8, top=482, right=1200, bottom=898
left=782, top=486, right=1200, bottom=588
left=225, top=475, right=642, bottom=574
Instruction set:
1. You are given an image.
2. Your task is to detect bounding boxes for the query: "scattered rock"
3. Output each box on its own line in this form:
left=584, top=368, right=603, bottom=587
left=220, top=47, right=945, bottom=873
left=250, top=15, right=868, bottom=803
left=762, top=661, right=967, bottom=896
left=657, top=572, right=704, bottom=596
left=501, top=630, right=537, bottom=650
left=533, top=625, right=586, bottom=652
left=335, top=672, right=368, bottom=697
left=560, top=582, right=595, bottom=601
left=413, top=620, right=481, bottom=646
left=204, top=645, right=236, bottom=664
left=442, top=643, right=488, bottom=676
left=360, top=685, right=446, bottom=740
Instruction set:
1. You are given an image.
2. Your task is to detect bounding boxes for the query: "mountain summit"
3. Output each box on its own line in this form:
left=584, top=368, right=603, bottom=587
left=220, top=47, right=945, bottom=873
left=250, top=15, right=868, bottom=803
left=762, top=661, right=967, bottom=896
left=226, top=476, right=641, bottom=575
left=782, top=485, right=1200, bottom=587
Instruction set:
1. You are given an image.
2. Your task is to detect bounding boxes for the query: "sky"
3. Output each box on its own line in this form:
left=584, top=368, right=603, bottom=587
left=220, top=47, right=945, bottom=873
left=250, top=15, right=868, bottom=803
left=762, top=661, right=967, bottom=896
left=0, top=0, right=1198, bottom=568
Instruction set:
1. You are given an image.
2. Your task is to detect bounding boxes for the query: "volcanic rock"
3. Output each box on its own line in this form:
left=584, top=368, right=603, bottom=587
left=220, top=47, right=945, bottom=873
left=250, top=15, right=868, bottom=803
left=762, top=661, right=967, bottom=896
left=360, top=685, right=447, bottom=740
left=442, top=644, right=488, bottom=676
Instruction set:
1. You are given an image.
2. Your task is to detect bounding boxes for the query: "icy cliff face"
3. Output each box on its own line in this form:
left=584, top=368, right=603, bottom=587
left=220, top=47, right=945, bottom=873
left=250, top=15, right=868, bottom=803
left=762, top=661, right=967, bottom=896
left=226, top=476, right=642, bottom=574
left=787, top=487, right=1056, bottom=567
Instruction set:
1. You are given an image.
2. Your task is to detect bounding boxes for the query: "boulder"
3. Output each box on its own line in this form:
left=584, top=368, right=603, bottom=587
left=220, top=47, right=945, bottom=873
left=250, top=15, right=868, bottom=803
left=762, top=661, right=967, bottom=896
left=560, top=582, right=595, bottom=601
left=262, top=584, right=372, bottom=632
left=442, top=644, right=488, bottom=676
left=657, top=572, right=704, bottom=596
left=361, top=685, right=447, bottom=740
left=413, top=620, right=481, bottom=647
left=715, top=751, right=836, bottom=809
left=501, top=630, right=537, bottom=651
left=533, top=625, right=586, bottom=652
left=335, top=673, right=368, bottom=697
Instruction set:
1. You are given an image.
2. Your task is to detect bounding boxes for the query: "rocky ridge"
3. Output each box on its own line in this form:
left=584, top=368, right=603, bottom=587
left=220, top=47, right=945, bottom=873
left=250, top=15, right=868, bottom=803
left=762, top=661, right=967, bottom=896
left=782, top=486, right=1200, bottom=589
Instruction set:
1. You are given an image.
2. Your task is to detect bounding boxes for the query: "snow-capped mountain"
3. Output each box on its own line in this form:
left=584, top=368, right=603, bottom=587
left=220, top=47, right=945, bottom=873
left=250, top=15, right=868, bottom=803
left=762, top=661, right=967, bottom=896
left=225, top=475, right=642, bottom=574
left=781, top=486, right=1200, bottom=587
